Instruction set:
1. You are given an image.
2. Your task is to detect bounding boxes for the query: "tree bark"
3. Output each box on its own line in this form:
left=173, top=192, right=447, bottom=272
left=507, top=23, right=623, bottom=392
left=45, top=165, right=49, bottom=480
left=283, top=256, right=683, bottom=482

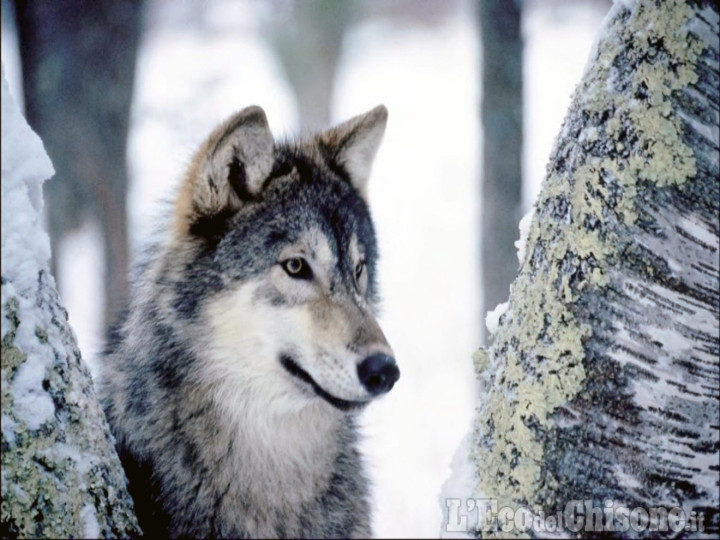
left=444, top=0, right=719, bottom=537
left=478, top=0, right=523, bottom=345
left=1, top=69, right=139, bottom=538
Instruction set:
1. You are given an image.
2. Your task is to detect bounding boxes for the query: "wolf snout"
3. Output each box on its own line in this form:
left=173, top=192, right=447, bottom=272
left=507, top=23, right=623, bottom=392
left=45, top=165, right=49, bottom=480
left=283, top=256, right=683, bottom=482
left=357, top=354, right=400, bottom=396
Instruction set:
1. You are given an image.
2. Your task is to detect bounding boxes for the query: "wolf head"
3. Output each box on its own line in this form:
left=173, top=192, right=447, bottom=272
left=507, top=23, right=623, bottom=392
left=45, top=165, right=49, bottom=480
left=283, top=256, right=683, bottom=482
left=168, top=105, right=399, bottom=415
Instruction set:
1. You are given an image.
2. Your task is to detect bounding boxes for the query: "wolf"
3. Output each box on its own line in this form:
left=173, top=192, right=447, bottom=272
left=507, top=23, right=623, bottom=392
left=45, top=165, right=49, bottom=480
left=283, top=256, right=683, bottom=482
left=97, top=105, right=399, bottom=538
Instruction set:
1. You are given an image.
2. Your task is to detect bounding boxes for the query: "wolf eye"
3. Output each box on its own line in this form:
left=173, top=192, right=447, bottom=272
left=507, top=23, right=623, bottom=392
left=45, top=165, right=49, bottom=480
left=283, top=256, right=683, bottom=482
left=355, top=262, right=365, bottom=281
left=282, top=258, right=313, bottom=280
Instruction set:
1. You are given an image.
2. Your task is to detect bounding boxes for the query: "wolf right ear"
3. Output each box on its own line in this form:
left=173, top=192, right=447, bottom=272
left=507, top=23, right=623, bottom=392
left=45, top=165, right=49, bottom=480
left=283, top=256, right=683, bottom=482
left=317, top=105, right=388, bottom=197
left=173, top=106, right=274, bottom=238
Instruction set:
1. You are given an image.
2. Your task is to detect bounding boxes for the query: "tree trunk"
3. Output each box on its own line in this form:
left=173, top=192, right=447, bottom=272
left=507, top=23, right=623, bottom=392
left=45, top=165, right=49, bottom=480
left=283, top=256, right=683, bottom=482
left=478, top=0, right=523, bottom=345
left=269, top=0, right=354, bottom=131
left=443, top=0, right=719, bottom=537
left=14, top=0, right=144, bottom=326
left=1, top=69, right=139, bottom=538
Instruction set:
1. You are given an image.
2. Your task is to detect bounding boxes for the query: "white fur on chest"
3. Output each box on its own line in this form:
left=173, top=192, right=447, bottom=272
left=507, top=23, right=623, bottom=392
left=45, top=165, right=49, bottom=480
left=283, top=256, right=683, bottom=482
left=209, top=380, right=343, bottom=536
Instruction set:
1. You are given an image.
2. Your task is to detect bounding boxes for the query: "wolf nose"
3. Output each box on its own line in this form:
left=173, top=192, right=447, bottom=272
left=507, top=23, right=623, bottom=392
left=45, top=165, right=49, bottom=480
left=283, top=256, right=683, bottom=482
left=358, top=354, right=400, bottom=395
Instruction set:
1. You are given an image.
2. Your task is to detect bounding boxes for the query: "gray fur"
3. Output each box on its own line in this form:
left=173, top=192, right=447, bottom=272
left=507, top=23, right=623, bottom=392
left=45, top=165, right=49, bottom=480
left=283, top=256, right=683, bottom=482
left=98, top=106, right=396, bottom=538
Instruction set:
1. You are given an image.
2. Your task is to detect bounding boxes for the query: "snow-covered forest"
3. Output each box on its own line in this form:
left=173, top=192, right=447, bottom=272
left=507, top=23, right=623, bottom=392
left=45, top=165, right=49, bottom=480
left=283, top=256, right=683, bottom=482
left=2, top=0, right=717, bottom=538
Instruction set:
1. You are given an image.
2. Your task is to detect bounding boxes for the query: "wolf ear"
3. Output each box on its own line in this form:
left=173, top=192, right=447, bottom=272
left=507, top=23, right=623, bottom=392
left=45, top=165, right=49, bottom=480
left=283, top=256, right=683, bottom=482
left=317, top=105, right=388, bottom=196
left=174, top=106, right=274, bottom=238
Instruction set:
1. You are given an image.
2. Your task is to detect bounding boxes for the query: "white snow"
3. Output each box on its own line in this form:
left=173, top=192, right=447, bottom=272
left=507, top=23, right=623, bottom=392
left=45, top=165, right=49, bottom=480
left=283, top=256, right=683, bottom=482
left=439, top=433, right=480, bottom=538
left=514, top=207, right=536, bottom=265
left=485, top=301, right=509, bottom=336
left=1, top=65, right=54, bottom=292
left=1, top=64, right=59, bottom=431
left=80, top=504, right=100, bottom=539
left=485, top=201, right=532, bottom=336
left=613, top=0, right=637, bottom=11
left=10, top=359, right=56, bottom=430
left=41, top=441, right=91, bottom=475
left=1, top=413, right=17, bottom=446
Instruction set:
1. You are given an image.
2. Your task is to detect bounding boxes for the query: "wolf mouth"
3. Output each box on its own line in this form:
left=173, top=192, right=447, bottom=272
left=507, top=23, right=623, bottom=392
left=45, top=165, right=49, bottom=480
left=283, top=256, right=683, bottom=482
left=280, top=355, right=369, bottom=412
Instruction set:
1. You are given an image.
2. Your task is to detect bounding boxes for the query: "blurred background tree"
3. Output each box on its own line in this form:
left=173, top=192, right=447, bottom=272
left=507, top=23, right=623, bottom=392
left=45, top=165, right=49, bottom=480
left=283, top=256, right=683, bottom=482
left=12, top=0, right=144, bottom=326
left=269, top=0, right=353, bottom=131
left=478, top=0, right=522, bottom=344
left=268, top=0, right=455, bottom=131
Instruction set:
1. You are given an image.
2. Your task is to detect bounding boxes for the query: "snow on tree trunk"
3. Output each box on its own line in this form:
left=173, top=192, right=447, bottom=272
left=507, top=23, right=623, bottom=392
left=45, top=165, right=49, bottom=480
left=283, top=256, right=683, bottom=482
left=1, top=67, right=140, bottom=537
left=442, top=0, right=718, bottom=538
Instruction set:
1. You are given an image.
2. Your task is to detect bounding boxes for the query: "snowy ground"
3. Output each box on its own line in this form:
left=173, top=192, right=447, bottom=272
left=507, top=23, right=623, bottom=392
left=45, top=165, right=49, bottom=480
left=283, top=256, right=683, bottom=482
left=1, top=1, right=608, bottom=536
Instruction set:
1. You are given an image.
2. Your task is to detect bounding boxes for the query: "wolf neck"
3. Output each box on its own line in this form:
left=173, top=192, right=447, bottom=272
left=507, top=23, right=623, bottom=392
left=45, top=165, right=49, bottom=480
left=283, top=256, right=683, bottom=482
left=211, top=378, right=345, bottom=507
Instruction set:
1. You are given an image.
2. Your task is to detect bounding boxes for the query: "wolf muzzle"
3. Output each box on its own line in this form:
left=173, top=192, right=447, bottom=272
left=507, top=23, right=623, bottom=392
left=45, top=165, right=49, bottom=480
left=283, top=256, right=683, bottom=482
left=280, top=352, right=400, bottom=412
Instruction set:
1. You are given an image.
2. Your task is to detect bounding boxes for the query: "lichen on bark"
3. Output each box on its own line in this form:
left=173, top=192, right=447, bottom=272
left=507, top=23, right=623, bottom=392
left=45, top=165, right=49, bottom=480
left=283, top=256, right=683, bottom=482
left=2, top=271, right=141, bottom=538
left=470, top=0, right=718, bottom=536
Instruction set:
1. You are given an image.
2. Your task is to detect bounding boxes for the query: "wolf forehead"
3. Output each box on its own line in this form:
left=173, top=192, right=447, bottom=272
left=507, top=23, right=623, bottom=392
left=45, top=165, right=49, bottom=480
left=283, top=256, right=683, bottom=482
left=216, top=147, right=379, bottom=269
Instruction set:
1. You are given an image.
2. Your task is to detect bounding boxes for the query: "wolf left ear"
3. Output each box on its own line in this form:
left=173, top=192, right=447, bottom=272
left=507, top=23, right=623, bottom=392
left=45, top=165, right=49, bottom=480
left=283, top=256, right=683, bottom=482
left=174, top=106, right=274, bottom=238
left=317, top=105, right=388, bottom=196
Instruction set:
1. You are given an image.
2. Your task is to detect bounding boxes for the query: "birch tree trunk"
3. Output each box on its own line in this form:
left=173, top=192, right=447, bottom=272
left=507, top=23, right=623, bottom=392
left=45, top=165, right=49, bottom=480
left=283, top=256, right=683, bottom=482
left=1, top=69, right=139, bottom=537
left=444, top=0, right=719, bottom=537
